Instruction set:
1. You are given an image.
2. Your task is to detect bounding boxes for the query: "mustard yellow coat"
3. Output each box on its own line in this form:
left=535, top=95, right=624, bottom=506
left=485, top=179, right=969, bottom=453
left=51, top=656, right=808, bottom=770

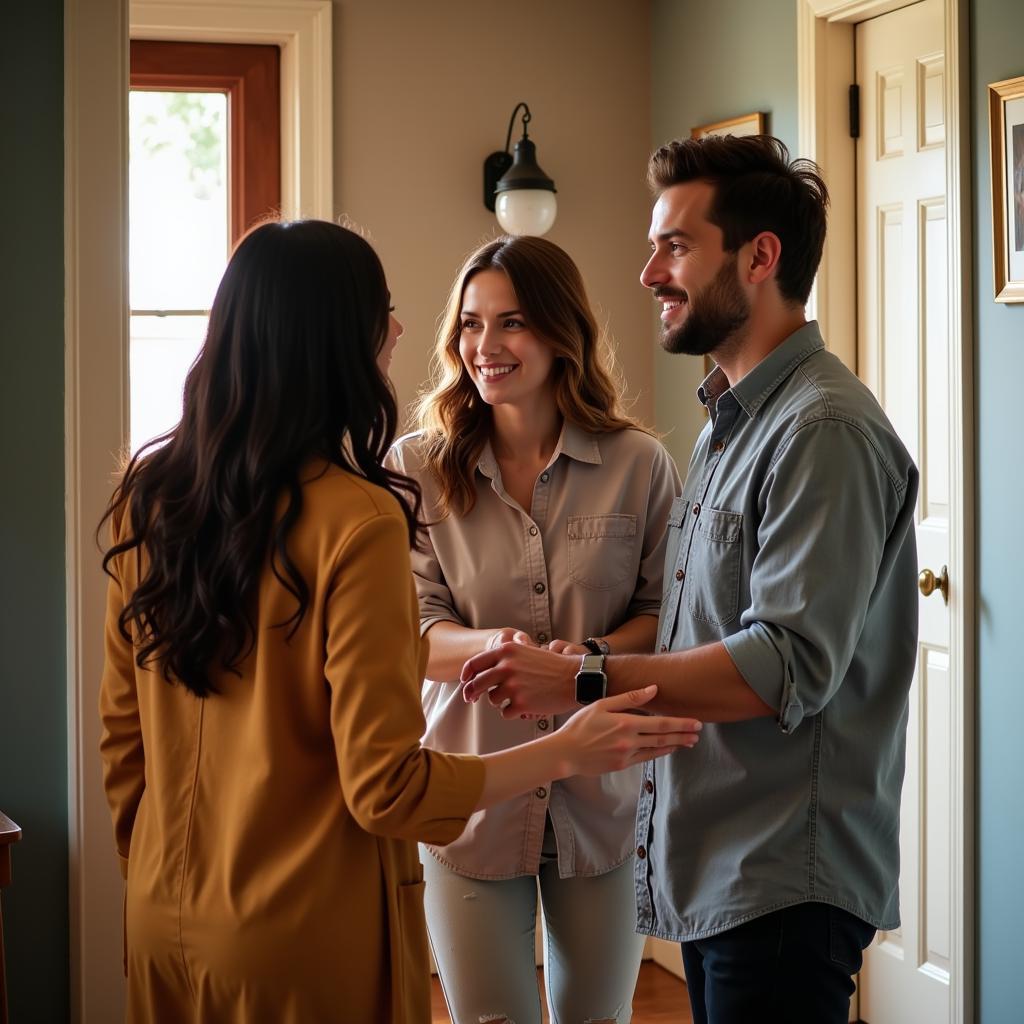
left=99, top=464, right=485, bottom=1023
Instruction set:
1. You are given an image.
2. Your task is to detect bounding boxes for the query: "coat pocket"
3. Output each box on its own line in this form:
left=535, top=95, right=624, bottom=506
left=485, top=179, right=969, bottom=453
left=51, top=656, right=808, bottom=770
left=393, top=879, right=430, bottom=1021
left=686, top=507, right=743, bottom=625
left=567, top=514, right=638, bottom=591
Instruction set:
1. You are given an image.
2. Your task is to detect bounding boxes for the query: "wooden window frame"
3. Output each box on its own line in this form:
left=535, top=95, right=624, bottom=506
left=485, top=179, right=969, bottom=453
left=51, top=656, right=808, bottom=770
left=130, top=40, right=281, bottom=244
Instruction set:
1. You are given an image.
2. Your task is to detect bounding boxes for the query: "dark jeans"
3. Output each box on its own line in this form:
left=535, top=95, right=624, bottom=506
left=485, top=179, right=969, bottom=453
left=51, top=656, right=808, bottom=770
left=680, top=901, right=876, bottom=1024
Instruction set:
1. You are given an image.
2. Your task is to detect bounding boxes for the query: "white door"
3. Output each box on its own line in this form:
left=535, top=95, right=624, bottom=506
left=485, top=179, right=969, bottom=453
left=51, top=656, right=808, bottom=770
left=855, top=1, right=953, bottom=1021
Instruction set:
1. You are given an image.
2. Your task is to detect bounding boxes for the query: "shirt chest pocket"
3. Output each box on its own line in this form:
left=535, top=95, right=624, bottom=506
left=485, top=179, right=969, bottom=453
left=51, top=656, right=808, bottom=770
left=686, top=507, right=743, bottom=626
left=567, top=514, right=638, bottom=591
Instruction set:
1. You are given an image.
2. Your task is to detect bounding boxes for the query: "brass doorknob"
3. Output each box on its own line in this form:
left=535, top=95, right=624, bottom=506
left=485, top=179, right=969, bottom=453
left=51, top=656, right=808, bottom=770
left=918, top=565, right=949, bottom=603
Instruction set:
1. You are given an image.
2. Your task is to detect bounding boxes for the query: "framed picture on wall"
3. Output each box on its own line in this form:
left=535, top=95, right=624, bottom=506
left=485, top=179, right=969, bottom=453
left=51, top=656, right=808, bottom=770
left=988, top=74, right=1024, bottom=303
left=691, top=111, right=765, bottom=140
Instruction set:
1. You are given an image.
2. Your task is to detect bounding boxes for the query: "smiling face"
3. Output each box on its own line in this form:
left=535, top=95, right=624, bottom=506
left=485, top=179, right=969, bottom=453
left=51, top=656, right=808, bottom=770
left=640, top=180, right=751, bottom=356
left=457, top=268, right=556, bottom=410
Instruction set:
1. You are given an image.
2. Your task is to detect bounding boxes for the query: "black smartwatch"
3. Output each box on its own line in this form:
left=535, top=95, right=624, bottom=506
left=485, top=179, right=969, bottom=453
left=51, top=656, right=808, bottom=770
left=575, top=653, right=607, bottom=705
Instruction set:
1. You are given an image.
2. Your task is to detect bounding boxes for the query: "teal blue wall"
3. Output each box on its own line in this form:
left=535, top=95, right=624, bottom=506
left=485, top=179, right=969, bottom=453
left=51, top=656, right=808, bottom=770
left=0, top=2, right=70, bottom=1020
left=650, top=0, right=798, bottom=468
left=972, top=1, right=1024, bottom=1020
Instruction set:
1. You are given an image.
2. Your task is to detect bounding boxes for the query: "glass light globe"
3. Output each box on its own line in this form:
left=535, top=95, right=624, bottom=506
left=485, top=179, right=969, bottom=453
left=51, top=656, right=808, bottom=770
left=495, top=189, right=558, bottom=236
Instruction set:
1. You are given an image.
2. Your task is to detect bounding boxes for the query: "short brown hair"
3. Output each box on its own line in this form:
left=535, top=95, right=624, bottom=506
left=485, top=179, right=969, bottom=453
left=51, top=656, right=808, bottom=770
left=648, top=135, right=829, bottom=305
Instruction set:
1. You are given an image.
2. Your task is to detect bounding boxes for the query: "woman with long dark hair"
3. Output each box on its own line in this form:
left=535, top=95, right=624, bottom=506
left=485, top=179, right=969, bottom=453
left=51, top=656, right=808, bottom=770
left=98, top=220, right=701, bottom=1024
left=388, top=235, right=682, bottom=1024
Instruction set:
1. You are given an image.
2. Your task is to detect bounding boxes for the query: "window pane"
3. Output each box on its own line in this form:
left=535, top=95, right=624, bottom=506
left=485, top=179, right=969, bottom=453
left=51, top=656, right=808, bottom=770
left=130, top=315, right=207, bottom=453
left=129, top=90, right=229, bottom=311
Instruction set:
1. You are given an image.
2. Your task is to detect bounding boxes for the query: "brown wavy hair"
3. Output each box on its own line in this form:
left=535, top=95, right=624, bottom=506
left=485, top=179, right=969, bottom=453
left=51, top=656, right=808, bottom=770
left=99, top=220, right=421, bottom=698
left=416, top=235, right=644, bottom=517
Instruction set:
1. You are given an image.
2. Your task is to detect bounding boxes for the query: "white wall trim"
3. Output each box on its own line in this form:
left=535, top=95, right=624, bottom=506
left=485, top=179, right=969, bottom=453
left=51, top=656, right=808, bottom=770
left=797, top=1, right=975, bottom=1021
left=805, top=0, right=913, bottom=20
left=130, top=0, right=334, bottom=220
left=65, top=1, right=130, bottom=1020
left=796, top=0, right=855, bottom=369
left=66, top=2, right=333, bottom=1019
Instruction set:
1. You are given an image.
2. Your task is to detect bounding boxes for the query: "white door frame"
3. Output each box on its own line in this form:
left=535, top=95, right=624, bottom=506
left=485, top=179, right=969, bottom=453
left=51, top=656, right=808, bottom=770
left=64, top=2, right=332, bottom=1019
left=797, top=2, right=975, bottom=1022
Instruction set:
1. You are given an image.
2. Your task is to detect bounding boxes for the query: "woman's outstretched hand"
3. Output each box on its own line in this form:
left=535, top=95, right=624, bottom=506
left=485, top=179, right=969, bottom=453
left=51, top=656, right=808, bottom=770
left=554, top=686, right=702, bottom=776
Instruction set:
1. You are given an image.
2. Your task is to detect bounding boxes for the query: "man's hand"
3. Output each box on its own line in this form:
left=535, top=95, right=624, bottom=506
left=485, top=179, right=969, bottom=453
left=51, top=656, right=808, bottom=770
left=546, top=638, right=590, bottom=656
left=461, top=642, right=578, bottom=718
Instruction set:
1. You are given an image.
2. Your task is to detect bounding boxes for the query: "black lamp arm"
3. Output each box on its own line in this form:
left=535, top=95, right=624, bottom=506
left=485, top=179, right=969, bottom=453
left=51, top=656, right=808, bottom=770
left=484, top=101, right=542, bottom=213
left=503, top=102, right=532, bottom=153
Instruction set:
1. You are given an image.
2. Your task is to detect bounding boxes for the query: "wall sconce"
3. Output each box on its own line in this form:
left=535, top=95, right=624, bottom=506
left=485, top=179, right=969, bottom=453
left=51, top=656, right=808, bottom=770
left=483, top=102, right=557, bottom=236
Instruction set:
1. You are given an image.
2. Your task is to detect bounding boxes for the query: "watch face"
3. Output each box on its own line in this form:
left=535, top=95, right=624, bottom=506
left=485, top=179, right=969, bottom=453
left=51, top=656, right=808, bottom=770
left=575, top=670, right=607, bottom=705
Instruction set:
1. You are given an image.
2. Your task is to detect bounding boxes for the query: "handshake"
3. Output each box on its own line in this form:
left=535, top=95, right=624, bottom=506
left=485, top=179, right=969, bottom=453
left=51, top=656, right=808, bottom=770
left=456, top=625, right=702, bottom=773
left=462, top=627, right=597, bottom=718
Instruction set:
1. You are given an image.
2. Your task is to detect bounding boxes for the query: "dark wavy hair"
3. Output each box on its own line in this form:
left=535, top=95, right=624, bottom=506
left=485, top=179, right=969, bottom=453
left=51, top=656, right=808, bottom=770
left=100, top=220, right=421, bottom=698
left=647, top=134, right=829, bottom=305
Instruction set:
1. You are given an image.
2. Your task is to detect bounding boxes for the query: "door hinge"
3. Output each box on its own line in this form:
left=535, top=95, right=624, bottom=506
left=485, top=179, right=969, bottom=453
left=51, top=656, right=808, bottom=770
left=849, top=83, right=861, bottom=139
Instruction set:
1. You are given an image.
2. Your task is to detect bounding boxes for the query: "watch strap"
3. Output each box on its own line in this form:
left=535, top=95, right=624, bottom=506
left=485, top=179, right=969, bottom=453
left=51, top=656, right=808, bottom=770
left=575, top=652, right=607, bottom=705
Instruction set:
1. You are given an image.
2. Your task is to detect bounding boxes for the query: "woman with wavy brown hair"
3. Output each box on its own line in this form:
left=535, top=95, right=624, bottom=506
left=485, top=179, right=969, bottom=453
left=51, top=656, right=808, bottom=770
left=387, top=235, right=682, bottom=1024
left=97, top=220, right=701, bottom=1024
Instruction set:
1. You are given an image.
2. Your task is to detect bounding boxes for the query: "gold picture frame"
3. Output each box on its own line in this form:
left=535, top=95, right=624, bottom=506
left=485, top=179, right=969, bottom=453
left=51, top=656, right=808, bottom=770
left=691, top=111, right=766, bottom=140
left=988, top=75, right=1024, bottom=303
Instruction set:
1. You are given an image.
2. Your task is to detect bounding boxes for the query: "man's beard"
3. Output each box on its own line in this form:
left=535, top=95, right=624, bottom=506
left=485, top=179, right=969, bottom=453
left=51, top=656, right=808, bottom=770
left=659, top=254, right=750, bottom=356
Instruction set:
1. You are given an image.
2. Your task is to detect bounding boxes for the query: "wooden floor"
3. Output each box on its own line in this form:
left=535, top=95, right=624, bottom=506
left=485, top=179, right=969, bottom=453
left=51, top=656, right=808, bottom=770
left=431, top=961, right=694, bottom=1023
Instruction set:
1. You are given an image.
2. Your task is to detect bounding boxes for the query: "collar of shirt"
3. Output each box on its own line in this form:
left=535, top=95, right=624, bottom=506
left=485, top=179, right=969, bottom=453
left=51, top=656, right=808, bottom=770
left=697, top=321, right=827, bottom=422
left=475, top=420, right=603, bottom=480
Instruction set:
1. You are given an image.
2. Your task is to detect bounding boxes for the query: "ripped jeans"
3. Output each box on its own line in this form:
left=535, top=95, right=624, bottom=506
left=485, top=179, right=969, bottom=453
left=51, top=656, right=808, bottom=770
left=422, top=846, right=643, bottom=1024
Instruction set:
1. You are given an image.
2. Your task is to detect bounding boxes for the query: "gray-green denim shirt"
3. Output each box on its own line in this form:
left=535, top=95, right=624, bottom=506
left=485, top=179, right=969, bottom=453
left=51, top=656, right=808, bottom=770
left=635, top=322, right=919, bottom=942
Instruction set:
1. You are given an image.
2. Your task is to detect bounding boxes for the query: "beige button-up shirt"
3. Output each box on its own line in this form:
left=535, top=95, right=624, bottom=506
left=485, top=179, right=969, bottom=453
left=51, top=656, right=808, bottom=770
left=388, top=424, right=681, bottom=879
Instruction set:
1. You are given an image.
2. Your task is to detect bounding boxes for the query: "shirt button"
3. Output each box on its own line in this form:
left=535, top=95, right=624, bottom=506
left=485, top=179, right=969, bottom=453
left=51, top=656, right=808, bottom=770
left=644, top=780, right=654, bottom=794
left=712, top=440, right=725, bottom=453
left=675, top=568, right=684, bottom=581
left=636, top=845, right=647, bottom=859
left=540, top=472, right=550, bottom=483
left=659, top=644, right=668, bottom=652
left=535, top=787, right=547, bottom=799
left=692, top=503, right=701, bottom=516
left=537, top=718, right=549, bottom=730
left=529, top=526, right=539, bottom=536
left=534, top=582, right=546, bottom=594
left=537, top=632, right=548, bottom=643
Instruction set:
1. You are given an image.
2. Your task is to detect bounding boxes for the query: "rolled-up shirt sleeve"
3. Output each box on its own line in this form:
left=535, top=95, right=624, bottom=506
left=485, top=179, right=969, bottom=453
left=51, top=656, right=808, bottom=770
left=409, top=519, right=466, bottom=636
left=722, top=418, right=911, bottom=733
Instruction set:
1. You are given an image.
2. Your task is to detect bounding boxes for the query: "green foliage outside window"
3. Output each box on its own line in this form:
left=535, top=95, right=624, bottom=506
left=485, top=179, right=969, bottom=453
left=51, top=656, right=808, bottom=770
left=131, top=91, right=225, bottom=201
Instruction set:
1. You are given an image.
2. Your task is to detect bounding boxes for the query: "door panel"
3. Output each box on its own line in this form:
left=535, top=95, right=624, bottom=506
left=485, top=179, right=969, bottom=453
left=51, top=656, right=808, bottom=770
left=855, top=1, right=952, bottom=1020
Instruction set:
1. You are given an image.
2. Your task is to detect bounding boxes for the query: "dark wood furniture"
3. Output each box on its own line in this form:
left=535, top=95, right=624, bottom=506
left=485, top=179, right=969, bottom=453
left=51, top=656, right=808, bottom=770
left=0, top=811, right=22, bottom=1024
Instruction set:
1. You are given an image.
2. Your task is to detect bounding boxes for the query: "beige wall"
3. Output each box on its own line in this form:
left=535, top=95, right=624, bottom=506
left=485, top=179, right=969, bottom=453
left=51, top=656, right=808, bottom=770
left=331, top=0, right=654, bottom=427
